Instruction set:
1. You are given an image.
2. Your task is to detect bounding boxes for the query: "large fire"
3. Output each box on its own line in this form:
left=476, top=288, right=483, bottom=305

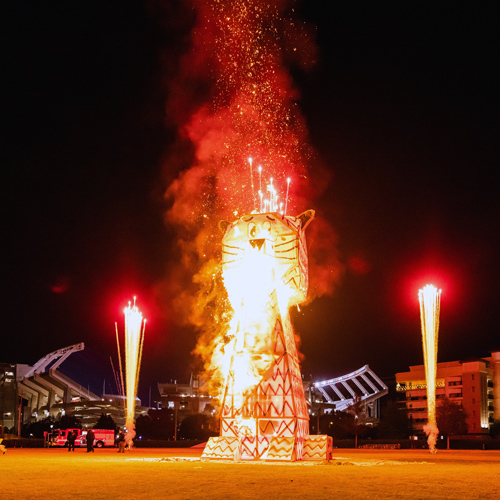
left=163, top=0, right=341, bottom=342
left=164, top=0, right=338, bottom=460
left=202, top=200, right=314, bottom=460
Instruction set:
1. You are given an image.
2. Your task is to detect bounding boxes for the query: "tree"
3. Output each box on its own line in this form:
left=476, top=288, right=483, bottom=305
left=489, top=420, right=500, bottom=439
left=21, top=417, right=56, bottom=438
left=345, top=395, right=368, bottom=448
left=54, top=414, right=82, bottom=430
left=436, top=396, right=468, bottom=449
left=135, top=413, right=154, bottom=439
left=135, top=409, right=176, bottom=440
left=318, top=411, right=352, bottom=439
left=93, top=413, right=117, bottom=430
left=178, top=414, right=218, bottom=440
left=377, top=401, right=411, bottom=439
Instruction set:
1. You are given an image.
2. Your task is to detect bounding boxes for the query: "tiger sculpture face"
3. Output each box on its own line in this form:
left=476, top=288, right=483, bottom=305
left=219, top=210, right=315, bottom=307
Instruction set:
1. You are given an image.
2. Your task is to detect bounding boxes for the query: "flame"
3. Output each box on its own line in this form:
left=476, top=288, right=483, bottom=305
left=163, top=0, right=342, bottom=413
left=235, top=417, right=257, bottom=437
left=218, top=242, right=276, bottom=403
left=210, top=213, right=304, bottom=438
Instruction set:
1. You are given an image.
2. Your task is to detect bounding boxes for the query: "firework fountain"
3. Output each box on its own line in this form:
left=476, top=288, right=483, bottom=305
left=418, top=284, right=441, bottom=453
left=115, top=297, right=146, bottom=448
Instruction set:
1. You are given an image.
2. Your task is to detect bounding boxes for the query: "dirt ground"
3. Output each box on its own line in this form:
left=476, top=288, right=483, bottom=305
left=2, top=447, right=500, bottom=499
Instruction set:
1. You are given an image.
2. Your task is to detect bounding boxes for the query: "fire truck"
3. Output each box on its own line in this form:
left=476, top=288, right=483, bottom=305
left=44, top=428, right=116, bottom=448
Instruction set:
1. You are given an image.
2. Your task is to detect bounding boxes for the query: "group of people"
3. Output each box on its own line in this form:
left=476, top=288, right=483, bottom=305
left=0, top=425, right=128, bottom=455
left=66, top=428, right=130, bottom=453
left=66, top=429, right=95, bottom=452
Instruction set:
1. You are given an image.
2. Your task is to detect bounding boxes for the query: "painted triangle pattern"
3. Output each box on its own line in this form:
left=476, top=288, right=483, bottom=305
left=215, top=290, right=309, bottom=461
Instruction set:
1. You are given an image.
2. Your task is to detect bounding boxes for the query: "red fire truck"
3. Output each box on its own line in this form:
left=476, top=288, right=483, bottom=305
left=44, top=428, right=115, bottom=448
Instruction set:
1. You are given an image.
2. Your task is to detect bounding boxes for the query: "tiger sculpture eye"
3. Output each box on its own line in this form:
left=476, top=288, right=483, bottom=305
left=220, top=210, right=314, bottom=306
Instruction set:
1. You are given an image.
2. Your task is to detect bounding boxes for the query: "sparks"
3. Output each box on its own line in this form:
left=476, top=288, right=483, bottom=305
left=418, top=284, right=441, bottom=453
left=116, top=297, right=146, bottom=448
left=285, top=177, right=291, bottom=215
left=248, top=157, right=255, bottom=208
left=249, top=161, right=291, bottom=214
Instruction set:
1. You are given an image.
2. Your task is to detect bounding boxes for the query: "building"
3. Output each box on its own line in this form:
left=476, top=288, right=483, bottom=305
left=0, top=363, right=17, bottom=431
left=308, top=364, right=388, bottom=421
left=1, top=343, right=148, bottom=433
left=48, top=394, right=147, bottom=429
left=396, top=351, right=500, bottom=435
left=157, top=375, right=214, bottom=417
left=157, top=376, right=216, bottom=439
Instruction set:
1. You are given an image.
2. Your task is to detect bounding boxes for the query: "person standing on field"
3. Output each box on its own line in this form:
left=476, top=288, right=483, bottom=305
left=0, top=425, right=6, bottom=455
left=116, top=430, right=126, bottom=453
left=67, top=430, right=76, bottom=452
left=86, top=428, right=95, bottom=453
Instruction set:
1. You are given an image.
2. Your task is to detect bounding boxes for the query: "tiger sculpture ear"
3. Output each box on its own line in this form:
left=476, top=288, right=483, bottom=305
left=219, top=220, right=231, bottom=234
left=297, top=209, right=315, bottom=231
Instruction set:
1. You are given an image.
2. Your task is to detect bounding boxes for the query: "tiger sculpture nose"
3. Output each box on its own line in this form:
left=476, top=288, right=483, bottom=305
left=249, top=238, right=266, bottom=251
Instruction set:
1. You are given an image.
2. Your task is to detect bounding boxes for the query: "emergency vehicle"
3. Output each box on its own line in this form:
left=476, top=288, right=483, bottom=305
left=44, top=428, right=115, bottom=448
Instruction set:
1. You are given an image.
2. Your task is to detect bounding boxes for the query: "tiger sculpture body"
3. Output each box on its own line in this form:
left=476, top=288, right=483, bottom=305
left=216, top=210, right=314, bottom=460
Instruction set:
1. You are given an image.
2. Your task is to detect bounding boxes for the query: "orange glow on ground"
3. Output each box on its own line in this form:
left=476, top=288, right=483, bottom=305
left=2, top=448, right=500, bottom=500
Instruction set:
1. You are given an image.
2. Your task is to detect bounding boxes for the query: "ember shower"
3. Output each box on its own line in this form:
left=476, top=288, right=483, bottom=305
left=165, top=0, right=339, bottom=401
left=167, top=0, right=315, bottom=213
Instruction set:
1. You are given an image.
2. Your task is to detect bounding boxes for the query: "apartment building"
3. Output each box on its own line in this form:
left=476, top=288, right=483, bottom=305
left=396, top=351, right=499, bottom=435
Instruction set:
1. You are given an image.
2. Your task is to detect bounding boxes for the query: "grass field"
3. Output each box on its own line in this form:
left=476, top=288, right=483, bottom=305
left=2, top=447, right=500, bottom=499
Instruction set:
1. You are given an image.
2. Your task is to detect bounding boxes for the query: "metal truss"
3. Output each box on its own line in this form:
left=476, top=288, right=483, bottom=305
left=314, top=365, right=388, bottom=413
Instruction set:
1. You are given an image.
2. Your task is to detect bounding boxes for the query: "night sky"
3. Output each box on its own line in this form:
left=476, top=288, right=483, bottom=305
left=4, top=1, right=499, bottom=402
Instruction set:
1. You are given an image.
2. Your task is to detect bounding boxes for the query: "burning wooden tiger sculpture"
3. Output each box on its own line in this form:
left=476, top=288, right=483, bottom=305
left=203, top=210, right=315, bottom=461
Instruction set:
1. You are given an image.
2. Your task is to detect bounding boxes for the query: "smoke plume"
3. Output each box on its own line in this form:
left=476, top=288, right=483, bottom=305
left=423, top=422, right=439, bottom=453
left=161, top=0, right=342, bottom=390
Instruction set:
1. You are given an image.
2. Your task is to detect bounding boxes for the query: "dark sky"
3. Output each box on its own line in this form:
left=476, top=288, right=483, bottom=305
left=4, top=1, right=499, bottom=401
